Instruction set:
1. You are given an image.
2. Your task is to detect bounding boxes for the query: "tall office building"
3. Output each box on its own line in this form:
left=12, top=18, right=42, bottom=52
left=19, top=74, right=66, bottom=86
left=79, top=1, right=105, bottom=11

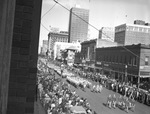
left=115, top=23, right=150, bottom=45
left=99, top=27, right=115, bottom=42
left=68, top=7, right=89, bottom=43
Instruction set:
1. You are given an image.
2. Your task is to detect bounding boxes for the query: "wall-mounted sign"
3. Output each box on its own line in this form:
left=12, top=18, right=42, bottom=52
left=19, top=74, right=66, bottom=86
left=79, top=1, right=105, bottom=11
left=96, top=62, right=101, bottom=65
left=140, top=66, right=144, bottom=69
left=82, top=59, right=86, bottom=63
left=104, top=64, right=109, bottom=66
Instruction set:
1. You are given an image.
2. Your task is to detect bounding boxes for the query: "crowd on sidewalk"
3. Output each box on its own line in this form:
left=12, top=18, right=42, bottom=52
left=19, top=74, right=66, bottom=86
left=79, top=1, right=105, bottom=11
left=37, top=59, right=98, bottom=114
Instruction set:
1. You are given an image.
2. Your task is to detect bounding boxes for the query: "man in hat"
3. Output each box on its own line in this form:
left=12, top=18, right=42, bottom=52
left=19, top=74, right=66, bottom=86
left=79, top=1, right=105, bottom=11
left=60, top=62, right=64, bottom=77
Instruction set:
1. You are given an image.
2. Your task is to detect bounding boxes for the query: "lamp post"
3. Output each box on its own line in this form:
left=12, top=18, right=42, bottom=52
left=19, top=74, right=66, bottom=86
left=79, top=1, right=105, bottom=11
left=125, top=65, right=128, bottom=84
left=82, top=58, right=85, bottom=71
left=101, top=61, right=104, bottom=77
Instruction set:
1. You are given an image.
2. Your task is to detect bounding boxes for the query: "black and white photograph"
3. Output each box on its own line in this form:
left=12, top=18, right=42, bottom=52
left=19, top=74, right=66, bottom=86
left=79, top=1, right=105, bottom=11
left=0, top=0, right=150, bottom=114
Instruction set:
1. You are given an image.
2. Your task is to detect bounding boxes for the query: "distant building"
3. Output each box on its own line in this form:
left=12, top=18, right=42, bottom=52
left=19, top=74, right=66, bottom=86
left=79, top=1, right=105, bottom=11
left=99, top=27, right=115, bottom=42
left=145, top=23, right=150, bottom=26
left=115, top=23, right=150, bottom=45
left=97, top=39, right=120, bottom=48
left=68, top=7, right=89, bottom=43
left=40, top=40, right=48, bottom=55
left=134, top=20, right=145, bottom=25
left=50, top=27, right=60, bottom=33
left=81, top=39, right=119, bottom=69
left=95, top=44, right=150, bottom=87
left=53, top=42, right=81, bottom=61
left=81, top=39, right=96, bottom=63
left=48, top=31, right=68, bottom=57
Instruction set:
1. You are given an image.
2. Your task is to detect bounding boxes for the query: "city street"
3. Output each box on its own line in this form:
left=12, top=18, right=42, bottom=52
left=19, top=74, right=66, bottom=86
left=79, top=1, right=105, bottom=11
left=46, top=61, right=150, bottom=114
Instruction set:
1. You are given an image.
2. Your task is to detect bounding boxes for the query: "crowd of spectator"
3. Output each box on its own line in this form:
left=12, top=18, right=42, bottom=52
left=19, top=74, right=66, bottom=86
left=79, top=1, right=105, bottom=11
left=37, top=60, right=98, bottom=114
left=37, top=57, right=150, bottom=114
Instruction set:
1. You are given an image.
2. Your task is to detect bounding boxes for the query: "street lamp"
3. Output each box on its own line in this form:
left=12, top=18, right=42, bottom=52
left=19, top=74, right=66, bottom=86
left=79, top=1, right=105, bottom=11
left=125, top=65, right=128, bottom=84
left=101, top=61, right=104, bottom=77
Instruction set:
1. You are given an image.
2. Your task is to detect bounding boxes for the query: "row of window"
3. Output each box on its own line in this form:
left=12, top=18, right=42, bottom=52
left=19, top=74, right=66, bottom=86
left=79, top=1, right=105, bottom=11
left=96, top=55, right=149, bottom=66
left=115, top=26, right=150, bottom=33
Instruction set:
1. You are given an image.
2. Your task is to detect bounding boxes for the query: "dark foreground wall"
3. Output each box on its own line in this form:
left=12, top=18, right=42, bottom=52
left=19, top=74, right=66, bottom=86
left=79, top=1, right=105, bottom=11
left=0, top=0, right=42, bottom=114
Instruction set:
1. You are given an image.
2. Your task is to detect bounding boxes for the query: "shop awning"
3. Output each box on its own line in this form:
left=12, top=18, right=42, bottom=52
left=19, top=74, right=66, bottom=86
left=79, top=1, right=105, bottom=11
left=139, top=75, right=150, bottom=78
left=95, top=66, right=102, bottom=70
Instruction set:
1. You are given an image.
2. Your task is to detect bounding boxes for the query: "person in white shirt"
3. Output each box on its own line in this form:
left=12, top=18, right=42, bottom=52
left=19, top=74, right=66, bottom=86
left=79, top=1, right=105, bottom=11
left=99, top=84, right=103, bottom=93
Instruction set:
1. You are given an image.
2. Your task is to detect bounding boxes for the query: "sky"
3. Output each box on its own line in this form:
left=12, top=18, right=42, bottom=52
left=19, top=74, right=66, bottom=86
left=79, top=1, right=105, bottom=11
left=39, top=0, right=150, bottom=51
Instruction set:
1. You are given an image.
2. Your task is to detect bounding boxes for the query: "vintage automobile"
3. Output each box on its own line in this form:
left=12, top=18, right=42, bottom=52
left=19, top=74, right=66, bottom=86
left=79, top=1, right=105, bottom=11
left=70, top=106, right=87, bottom=114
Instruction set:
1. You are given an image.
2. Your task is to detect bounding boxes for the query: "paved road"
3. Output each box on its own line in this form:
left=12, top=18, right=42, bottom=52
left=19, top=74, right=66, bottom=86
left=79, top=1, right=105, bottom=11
left=46, top=61, right=150, bottom=114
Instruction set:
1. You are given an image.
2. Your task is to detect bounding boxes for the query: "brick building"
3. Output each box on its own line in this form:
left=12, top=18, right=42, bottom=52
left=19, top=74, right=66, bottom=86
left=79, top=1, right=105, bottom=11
left=0, top=0, right=42, bottom=114
left=80, top=38, right=119, bottom=68
left=81, top=39, right=96, bottom=67
left=95, top=44, right=150, bottom=86
left=115, top=23, right=150, bottom=45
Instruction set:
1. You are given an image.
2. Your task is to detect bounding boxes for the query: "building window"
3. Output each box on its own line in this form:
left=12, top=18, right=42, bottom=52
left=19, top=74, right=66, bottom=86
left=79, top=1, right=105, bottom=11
left=106, top=56, right=108, bottom=62
left=113, top=56, right=115, bottom=62
left=110, top=56, right=112, bottom=62
left=124, top=56, right=127, bottom=64
left=120, top=56, right=122, bottom=64
left=128, top=56, right=132, bottom=65
left=134, top=27, right=138, bottom=31
left=116, top=56, right=118, bottom=63
left=145, top=56, right=149, bottom=66
left=104, top=55, right=106, bottom=61
left=133, top=56, right=137, bottom=66
left=139, top=28, right=142, bottom=32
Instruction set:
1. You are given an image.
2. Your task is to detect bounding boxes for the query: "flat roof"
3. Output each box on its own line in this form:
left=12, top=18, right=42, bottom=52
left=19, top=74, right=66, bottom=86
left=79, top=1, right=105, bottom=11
left=115, top=23, right=150, bottom=28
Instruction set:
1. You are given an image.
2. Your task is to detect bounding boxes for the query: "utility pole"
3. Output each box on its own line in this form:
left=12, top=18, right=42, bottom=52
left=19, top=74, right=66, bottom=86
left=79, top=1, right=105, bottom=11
left=138, top=75, right=140, bottom=89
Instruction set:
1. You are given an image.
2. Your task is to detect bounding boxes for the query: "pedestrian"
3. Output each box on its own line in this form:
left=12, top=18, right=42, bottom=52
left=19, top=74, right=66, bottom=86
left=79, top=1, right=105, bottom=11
left=96, top=85, right=99, bottom=93
left=112, top=94, right=116, bottom=108
left=99, top=84, right=103, bottom=93
left=92, top=85, right=96, bottom=92
left=107, top=94, right=112, bottom=108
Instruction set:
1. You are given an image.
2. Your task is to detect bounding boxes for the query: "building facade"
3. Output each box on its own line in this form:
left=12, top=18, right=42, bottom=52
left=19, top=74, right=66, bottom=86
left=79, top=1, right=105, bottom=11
left=115, top=24, right=150, bottom=45
left=48, top=31, right=68, bottom=56
left=81, top=39, right=97, bottom=67
left=99, top=27, right=115, bottom=42
left=95, top=44, right=150, bottom=86
left=40, top=40, right=48, bottom=55
left=80, top=39, right=119, bottom=68
left=53, top=42, right=81, bottom=60
left=68, top=7, right=89, bottom=43
left=0, top=0, right=42, bottom=114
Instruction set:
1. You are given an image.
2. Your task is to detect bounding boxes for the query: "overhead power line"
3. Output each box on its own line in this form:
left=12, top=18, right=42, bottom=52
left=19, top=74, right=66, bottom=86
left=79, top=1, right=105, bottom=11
left=53, top=0, right=145, bottom=62
left=41, top=2, right=57, bottom=19
left=40, top=2, right=57, bottom=32
left=41, top=23, right=50, bottom=32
